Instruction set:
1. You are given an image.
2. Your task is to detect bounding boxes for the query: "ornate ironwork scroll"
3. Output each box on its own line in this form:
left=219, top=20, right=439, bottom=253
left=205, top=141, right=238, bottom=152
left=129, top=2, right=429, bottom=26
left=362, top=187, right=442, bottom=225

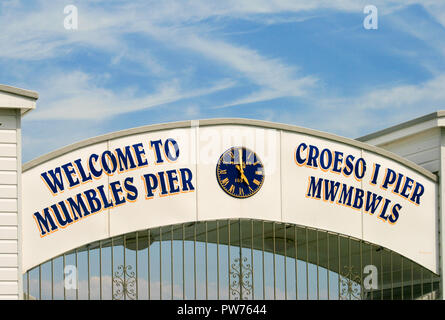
left=230, top=256, right=253, bottom=300
left=113, top=265, right=136, bottom=300
left=339, top=266, right=362, bottom=300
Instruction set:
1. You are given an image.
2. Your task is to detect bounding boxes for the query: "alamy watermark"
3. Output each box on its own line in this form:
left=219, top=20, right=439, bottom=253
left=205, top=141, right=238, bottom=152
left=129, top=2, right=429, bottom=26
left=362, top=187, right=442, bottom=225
left=64, top=264, right=77, bottom=290
left=64, top=5, right=78, bottom=30
left=363, top=5, right=378, bottom=30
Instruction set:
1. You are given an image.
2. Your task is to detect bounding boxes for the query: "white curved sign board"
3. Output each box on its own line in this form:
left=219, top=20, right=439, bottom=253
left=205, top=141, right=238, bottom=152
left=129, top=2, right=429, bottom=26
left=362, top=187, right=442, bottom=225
left=22, top=121, right=438, bottom=273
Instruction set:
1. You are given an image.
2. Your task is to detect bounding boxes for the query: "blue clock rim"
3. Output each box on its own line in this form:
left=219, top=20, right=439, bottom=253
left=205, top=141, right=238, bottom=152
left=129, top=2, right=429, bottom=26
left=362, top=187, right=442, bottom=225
left=215, top=146, right=265, bottom=199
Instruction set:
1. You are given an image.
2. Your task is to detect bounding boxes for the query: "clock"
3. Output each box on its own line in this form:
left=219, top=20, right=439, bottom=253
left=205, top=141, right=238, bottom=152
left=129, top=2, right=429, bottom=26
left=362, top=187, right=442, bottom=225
left=216, top=146, right=265, bottom=198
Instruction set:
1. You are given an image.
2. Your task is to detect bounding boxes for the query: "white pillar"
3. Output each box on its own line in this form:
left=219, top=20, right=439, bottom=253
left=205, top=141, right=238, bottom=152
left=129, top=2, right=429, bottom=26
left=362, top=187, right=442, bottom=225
left=440, top=127, right=445, bottom=300
left=0, top=85, right=37, bottom=300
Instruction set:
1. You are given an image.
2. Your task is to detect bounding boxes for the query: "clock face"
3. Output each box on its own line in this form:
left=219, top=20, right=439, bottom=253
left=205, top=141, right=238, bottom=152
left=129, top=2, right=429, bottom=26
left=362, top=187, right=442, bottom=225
left=216, top=146, right=265, bottom=199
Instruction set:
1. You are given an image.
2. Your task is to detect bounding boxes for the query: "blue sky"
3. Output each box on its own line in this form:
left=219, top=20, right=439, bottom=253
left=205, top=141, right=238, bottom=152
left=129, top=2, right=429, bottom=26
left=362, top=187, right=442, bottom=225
left=1, top=0, right=445, bottom=162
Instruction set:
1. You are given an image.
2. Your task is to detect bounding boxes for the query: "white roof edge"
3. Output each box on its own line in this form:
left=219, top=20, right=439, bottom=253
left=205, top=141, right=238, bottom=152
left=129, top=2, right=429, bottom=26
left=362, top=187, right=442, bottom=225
left=0, top=84, right=38, bottom=115
left=0, top=84, right=39, bottom=100
left=357, top=111, right=445, bottom=143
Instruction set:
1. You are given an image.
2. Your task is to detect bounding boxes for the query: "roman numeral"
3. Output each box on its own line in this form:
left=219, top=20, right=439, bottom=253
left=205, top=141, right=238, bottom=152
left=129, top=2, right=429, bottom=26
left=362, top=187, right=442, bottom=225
left=222, top=178, right=229, bottom=186
left=229, top=185, right=235, bottom=193
left=239, top=188, right=244, bottom=196
left=219, top=169, right=227, bottom=175
left=253, top=179, right=260, bottom=186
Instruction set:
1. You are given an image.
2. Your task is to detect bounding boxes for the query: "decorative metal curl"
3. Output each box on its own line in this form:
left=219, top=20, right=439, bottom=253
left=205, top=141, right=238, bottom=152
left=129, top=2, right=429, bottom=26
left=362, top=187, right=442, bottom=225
left=230, top=256, right=253, bottom=300
left=113, top=265, right=136, bottom=300
left=339, top=266, right=362, bottom=300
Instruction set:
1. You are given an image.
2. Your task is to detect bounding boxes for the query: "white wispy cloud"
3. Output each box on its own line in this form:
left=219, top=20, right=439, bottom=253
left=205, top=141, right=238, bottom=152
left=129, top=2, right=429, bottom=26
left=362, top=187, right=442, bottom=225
left=26, top=71, right=236, bottom=120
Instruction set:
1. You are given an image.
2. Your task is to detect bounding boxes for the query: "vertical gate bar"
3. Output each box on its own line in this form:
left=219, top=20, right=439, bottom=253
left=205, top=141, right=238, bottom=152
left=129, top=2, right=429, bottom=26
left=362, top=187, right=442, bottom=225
left=360, top=241, right=362, bottom=299
left=262, top=221, right=265, bottom=300
left=239, top=219, right=243, bottom=300
left=136, top=232, right=139, bottom=300
left=411, top=261, right=414, bottom=300
left=421, top=266, right=424, bottom=297
left=337, top=236, right=340, bottom=300
left=27, top=270, right=29, bottom=300
left=205, top=221, right=208, bottom=300
left=148, top=230, right=151, bottom=300
left=194, top=223, right=196, bottom=300
left=63, top=254, right=66, bottom=300
left=348, top=238, right=351, bottom=300
left=390, top=251, right=393, bottom=300
left=284, top=225, right=287, bottom=300
left=159, top=227, right=162, bottom=300
left=327, top=233, right=330, bottom=300
left=273, top=222, right=276, bottom=300
left=111, top=238, right=114, bottom=300
left=401, top=257, right=404, bottom=300
left=295, top=225, right=298, bottom=300
left=380, top=248, right=383, bottom=300
left=217, top=221, right=220, bottom=300
left=87, top=246, right=90, bottom=300
left=171, top=226, right=174, bottom=300
left=316, top=230, right=319, bottom=300
left=99, top=241, right=102, bottom=300
left=182, top=224, right=185, bottom=300
left=228, top=220, right=231, bottom=300
left=370, top=243, right=373, bottom=300
left=431, top=270, right=434, bottom=300
left=51, top=258, right=54, bottom=300
left=306, top=228, right=309, bottom=300
left=124, top=235, right=126, bottom=301
left=39, top=264, right=41, bottom=300
left=75, top=249, right=78, bottom=300
left=251, top=219, right=254, bottom=300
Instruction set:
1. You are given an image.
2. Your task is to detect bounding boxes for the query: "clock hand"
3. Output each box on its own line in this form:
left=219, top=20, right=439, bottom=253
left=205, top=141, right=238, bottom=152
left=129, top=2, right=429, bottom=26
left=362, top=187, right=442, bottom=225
left=238, top=149, right=244, bottom=173
left=235, top=164, right=250, bottom=185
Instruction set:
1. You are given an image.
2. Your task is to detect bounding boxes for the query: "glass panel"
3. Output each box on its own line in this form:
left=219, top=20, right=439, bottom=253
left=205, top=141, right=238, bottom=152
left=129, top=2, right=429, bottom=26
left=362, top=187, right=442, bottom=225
left=196, top=221, right=206, bottom=299
left=28, top=266, right=40, bottom=300
left=328, top=233, right=339, bottom=300
left=218, top=220, right=229, bottom=300
left=183, top=222, right=195, bottom=299
left=392, top=253, right=402, bottom=300
left=317, top=231, right=328, bottom=300
left=125, top=233, right=137, bottom=300
left=296, top=226, right=307, bottom=300
left=350, top=238, right=361, bottom=300
left=306, top=228, right=318, bottom=300
left=136, top=231, right=149, bottom=300
left=361, top=242, right=373, bottom=300
left=402, top=258, right=412, bottom=300
left=88, top=243, right=101, bottom=300
left=262, top=221, right=274, bottom=299
left=112, top=237, right=124, bottom=300
left=284, top=224, right=296, bottom=300
left=252, top=220, right=264, bottom=300
left=206, top=221, right=218, bottom=300
left=381, top=249, right=392, bottom=300
left=274, top=223, right=286, bottom=300
left=101, top=240, right=112, bottom=300
left=172, top=225, right=184, bottom=300
left=40, top=261, right=51, bottom=300
left=338, top=236, right=349, bottom=300
left=161, top=227, right=172, bottom=300
left=64, top=251, right=76, bottom=300
left=149, top=228, right=160, bottom=300
left=412, top=262, right=423, bottom=299
left=77, top=248, right=88, bottom=300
